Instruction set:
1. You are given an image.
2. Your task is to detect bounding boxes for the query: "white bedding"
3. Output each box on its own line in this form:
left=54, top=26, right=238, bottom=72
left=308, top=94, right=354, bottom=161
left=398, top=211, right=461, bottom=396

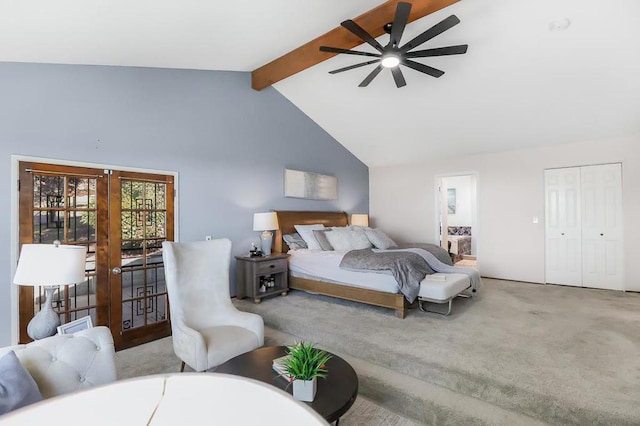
left=287, top=249, right=400, bottom=294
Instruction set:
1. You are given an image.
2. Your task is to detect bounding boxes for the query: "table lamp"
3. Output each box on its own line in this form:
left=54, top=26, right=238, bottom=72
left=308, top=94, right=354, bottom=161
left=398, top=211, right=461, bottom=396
left=350, top=214, right=369, bottom=227
left=253, top=212, right=279, bottom=256
left=13, top=242, right=87, bottom=340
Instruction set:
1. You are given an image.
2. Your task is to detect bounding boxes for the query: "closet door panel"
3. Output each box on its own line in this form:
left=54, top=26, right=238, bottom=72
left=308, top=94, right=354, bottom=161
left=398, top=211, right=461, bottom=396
left=545, top=168, right=582, bottom=286
left=581, top=164, right=623, bottom=290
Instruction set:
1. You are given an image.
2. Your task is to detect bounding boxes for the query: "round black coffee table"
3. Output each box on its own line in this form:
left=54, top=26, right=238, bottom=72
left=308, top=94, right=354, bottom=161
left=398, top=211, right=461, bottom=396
left=216, top=346, right=358, bottom=425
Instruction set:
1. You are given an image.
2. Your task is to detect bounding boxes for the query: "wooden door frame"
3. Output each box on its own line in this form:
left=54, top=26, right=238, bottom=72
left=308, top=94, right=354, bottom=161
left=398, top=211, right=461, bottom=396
left=9, top=155, right=179, bottom=345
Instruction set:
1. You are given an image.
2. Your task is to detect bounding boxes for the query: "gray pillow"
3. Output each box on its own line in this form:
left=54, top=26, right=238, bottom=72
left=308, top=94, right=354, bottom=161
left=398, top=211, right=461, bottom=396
left=0, top=350, right=43, bottom=415
left=312, top=229, right=334, bottom=251
left=364, top=228, right=398, bottom=249
left=282, top=233, right=307, bottom=250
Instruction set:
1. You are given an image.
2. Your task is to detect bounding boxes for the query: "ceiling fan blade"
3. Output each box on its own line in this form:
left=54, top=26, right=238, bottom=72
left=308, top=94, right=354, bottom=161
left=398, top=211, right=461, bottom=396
left=389, top=2, right=412, bottom=48
left=341, top=20, right=384, bottom=52
left=391, top=67, right=407, bottom=88
left=329, top=59, right=380, bottom=74
left=359, top=64, right=383, bottom=87
left=405, top=44, right=468, bottom=58
left=320, top=46, right=381, bottom=58
left=400, top=15, right=461, bottom=52
left=402, top=59, right=445, bottom=78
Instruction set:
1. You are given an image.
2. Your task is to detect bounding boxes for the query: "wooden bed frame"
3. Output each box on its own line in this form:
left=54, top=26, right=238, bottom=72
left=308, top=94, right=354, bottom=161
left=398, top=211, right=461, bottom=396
left=273, top=210, right=409, bottom=318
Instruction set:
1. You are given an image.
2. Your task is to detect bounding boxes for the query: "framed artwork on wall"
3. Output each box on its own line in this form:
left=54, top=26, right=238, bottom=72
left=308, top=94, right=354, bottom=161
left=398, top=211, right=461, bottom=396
left=447, top=188, right=456, bottom=214
left=284, top=169, right=337, bottom=200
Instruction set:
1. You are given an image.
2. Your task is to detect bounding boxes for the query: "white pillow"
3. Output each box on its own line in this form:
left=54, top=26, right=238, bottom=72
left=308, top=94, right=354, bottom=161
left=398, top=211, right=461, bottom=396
left=364, top=228, right=398, bottom=249
left=293, top=224, right=325, bottom=250
left=325, top=226, right=372, bottom=251
left=347, top=227, right=373, bottom=249
left=282, top=233, right=307, bottom=250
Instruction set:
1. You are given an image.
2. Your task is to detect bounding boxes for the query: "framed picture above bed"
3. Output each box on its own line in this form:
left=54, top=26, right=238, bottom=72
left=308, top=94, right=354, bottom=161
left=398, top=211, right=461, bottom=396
left=284, top=169, right=337, bottom=200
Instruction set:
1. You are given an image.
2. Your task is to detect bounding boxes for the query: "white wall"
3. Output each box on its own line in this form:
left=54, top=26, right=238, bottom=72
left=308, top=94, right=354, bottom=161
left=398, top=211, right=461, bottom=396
left=370, top=135, right=640, bottom=290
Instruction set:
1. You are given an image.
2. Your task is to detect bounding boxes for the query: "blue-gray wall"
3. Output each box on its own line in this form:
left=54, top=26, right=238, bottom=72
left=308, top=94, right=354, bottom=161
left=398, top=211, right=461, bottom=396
left=0, top=63, right=369, bottom=346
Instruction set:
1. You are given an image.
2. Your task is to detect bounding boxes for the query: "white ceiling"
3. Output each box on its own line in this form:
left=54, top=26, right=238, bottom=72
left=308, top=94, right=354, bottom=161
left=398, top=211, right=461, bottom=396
left=1, top=0, right=639, bottom=167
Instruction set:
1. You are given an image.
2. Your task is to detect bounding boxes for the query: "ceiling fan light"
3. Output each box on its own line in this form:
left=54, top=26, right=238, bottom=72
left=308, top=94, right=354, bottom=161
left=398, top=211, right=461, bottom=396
left=381, top=54, right=400, bottom=68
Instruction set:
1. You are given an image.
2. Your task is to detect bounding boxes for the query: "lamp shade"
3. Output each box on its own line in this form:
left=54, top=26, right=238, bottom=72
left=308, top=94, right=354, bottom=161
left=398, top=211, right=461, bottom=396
left=253, top=212, right=279, bottom=231
left=13, top=244, right=87, bottom=287
left=350, top=214, right=369, bottom=227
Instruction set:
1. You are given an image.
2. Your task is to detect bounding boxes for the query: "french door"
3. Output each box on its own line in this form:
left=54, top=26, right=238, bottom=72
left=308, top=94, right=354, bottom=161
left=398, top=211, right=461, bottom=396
left=18, top=162, right=174, bottom=349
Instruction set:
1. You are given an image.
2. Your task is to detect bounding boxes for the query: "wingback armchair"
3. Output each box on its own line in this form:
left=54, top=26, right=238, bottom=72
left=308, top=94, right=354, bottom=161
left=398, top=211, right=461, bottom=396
left=162, top=238, right=264, bottom=372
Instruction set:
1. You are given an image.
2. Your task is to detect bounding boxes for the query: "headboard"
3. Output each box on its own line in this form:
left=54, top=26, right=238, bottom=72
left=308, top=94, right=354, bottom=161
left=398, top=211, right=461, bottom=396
left=274, top=211, right=348, bottom=254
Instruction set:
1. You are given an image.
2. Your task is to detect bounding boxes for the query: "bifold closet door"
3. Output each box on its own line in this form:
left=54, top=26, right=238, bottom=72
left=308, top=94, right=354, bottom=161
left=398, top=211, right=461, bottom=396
left=545, top=167, right=582, bottom=286
left=580, top=164, right=623, bottom=290
left=545, top=164, right=623, bottom=290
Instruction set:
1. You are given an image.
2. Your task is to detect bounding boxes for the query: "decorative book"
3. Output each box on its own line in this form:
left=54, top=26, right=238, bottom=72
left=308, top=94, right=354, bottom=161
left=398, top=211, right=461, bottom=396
left=272, top=355, right=293, bottom=381
left=425, top=274, right=447, bottom=281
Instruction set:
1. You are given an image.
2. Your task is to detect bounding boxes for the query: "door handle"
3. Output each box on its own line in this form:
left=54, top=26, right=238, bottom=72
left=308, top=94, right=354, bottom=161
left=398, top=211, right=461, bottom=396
left=561, top=233, right=565, bottom=236
left=112, top=267, right=122, bottom=275
left=600, top=233, right=604, bottom=236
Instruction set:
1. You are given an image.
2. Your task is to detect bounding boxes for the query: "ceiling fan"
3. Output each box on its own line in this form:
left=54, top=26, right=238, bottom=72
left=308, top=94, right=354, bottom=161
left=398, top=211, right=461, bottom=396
left=319, top=2, right=468, bottom=88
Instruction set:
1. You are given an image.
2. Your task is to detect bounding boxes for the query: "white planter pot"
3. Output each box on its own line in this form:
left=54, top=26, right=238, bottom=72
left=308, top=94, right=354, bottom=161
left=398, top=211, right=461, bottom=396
left=292, top=377, right=317, bottom=402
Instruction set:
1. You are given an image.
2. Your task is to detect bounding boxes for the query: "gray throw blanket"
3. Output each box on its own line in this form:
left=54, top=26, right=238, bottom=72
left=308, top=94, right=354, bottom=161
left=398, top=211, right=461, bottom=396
left=340, top=247, right=482, bottom=303
left=400, top=248, right=482, bottom=291
left=397, top=242, right=453, bottom=266
left=340, top=249, right=430, bottom=302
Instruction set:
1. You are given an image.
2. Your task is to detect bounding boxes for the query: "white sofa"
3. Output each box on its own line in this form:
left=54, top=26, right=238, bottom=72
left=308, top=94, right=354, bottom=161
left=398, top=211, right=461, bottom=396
left=0, top=326, right=117, bottom=399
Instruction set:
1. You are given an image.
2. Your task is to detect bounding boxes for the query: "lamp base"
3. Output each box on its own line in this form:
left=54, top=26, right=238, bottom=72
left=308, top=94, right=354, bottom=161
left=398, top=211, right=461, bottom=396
left=27, top=286, right=61, bottom=340
left=260, top=231, right=273, bottom=256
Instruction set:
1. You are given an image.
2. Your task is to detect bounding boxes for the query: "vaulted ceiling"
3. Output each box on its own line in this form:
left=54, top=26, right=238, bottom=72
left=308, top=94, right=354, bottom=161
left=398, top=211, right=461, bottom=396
left=1, top=0, right=639, bottom=167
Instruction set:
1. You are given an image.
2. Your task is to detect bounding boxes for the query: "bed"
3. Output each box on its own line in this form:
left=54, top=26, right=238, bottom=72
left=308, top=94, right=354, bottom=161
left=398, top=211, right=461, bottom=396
left=273, top=210, right=408, bottom=318
left=448, top=236, right=471, bottom=255
left=447, top=226, right=471, bottom=262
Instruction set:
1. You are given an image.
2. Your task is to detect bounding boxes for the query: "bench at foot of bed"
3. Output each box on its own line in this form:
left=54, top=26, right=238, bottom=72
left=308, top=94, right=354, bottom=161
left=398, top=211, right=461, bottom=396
left=418, top=273, right=472, bottom=316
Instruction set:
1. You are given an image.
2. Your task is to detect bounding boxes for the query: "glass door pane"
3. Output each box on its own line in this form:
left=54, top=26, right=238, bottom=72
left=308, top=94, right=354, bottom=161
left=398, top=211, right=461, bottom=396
left=109, top=171, right=174, bottom=349
left=18, top=163, right=108, bottom=343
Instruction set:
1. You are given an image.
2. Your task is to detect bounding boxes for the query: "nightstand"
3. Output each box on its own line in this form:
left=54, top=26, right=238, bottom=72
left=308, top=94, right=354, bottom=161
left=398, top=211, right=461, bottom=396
left=235, top=254, right=289, bottom=303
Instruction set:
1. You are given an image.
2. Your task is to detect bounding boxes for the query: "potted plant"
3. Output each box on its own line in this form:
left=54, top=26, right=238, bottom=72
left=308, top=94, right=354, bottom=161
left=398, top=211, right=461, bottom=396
left=279, top=341, right=332, bottom=402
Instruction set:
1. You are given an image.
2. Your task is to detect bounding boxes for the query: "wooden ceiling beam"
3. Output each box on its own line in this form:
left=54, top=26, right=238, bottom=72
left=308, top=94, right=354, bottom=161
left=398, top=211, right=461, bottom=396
left=251, top=0, right=460, bottom=91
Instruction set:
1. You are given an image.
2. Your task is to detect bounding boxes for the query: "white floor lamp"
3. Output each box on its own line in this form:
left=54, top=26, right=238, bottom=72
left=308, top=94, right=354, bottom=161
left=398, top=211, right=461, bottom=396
left=13, top=242, right=87, bottom=340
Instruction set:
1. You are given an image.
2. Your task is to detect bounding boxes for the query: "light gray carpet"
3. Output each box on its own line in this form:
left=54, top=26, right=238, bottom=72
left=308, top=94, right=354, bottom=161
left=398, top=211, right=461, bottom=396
left=115, top=334, right=418, bottom=426
left=233, top=278, right=640, bottom=426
